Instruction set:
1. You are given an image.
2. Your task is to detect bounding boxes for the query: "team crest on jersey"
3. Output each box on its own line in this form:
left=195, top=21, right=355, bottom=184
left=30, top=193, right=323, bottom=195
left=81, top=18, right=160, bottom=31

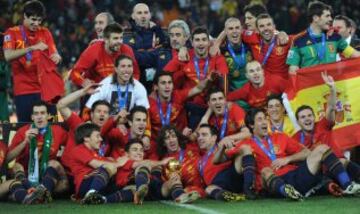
left=4, top=34, right=11, bottom=42
left=160, top=54, right=166, bottom=59
left=328, top=44, right=335, bottom=53
left=276, top=47, right=284, bottom=55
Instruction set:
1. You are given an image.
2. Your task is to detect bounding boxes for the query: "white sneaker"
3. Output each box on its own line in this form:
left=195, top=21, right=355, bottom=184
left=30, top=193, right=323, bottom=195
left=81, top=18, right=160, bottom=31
left=343, top=182, right=360, bottom=195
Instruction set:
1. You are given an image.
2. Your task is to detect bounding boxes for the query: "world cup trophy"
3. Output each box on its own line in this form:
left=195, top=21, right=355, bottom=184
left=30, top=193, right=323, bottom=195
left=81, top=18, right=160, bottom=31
left=165, top=159, right=181, bottom=180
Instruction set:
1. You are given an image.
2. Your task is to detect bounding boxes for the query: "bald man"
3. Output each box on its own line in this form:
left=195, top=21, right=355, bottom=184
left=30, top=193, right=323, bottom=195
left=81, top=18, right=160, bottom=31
left=124, top=3, right=166, bottom=51
left=94, top=12, right=115, bottom=39
left=124, top=3, right=167, bottom=92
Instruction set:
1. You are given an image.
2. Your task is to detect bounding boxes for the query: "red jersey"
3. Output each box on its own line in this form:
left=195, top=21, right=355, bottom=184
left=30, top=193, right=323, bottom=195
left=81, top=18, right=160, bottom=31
left=200, top=147, right=232, bottom=186
left=163, top=143, right=203, bottom=188
left=115, top=159, right=135, bottom=188
left=227, top=75, right=287, bottom=108
left=208, top=103, right=246, bottom=137
left=9, top=124, right=67, bottom=171
left=61, top=112, right=83, bottom=170
left=292, top=118, right=343, bottom=157
left=3, top=26, right=57, bottom=95
left=148, top=89, right=190, bottom=140
left=68, top=144, right=113, bottom=194
left=182, top=55, right=228, bottom=107
left=100, top=117, right=130, bottom=159
left=242, top=30, right=292, bottom=80
left=163, top=49, right=194, bottom=89
left=70, top=41, right=140, bottom=87
left=0, top=141, right=7, bottom=168
left=226, top=133, right=303, bottom=190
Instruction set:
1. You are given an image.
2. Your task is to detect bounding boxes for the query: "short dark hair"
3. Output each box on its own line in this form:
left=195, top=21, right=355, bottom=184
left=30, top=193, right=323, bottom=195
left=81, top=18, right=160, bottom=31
left=255, top=13, right=273, bottom=28
left=243, top=3, right=267, bottom=17
left=307, top=1, right=333, bottom=23
left=334, top=15, right=352, bottom=28
left=199, top=124, right=218, bottom=136
left=103, top=23, right=123, bottom=39
left=206, top=87, right=225, bottom=102
left=153, top=71, right=173, bottom=85
left=91, top=100, right=111, bottom=113
left=127, top=105, right=148, bottom=122
left=156, top=125, right=187, bottom=158
left=245, top=108, right=265, bottom=133
left=23, top=0, right=46, bottom=18
left=295, top=105, right=314, bottom=120
left=266, top=94, right=283, bottom=106
left=32, top=101, right=49, bottom=113
left=191, top=26, right=209, bottom=40
left=75, top=123, right=100, bottom=145
left=125, top=138, right=144, bottom=152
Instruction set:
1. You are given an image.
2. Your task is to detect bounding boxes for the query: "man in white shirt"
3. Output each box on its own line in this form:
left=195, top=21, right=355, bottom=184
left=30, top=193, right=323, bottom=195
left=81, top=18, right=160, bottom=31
left=86, top=54, right=149, bottom=115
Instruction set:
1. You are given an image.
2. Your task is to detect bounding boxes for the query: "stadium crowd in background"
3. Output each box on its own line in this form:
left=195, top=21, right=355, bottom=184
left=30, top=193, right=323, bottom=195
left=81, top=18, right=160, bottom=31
left=0, top=0, right=360, bottom=206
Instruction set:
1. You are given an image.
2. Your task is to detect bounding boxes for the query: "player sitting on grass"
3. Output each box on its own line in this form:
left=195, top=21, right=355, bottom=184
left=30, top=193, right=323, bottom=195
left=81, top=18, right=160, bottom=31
left=68, top=123, right=124, bottom=204
left=196, top=124, right=256, bottom=201
left=104, top=139, right=200, bottom=205
left=226, top=108, right=360, bottom=201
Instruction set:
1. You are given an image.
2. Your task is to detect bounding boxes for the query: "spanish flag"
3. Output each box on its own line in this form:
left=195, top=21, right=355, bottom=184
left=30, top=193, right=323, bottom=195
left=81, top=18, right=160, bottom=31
left=285, top=58, right=360, bottom=150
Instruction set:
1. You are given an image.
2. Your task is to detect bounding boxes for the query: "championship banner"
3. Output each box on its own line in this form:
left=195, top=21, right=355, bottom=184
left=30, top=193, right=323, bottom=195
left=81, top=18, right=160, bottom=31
left=285, top=58, right=360, bottom=150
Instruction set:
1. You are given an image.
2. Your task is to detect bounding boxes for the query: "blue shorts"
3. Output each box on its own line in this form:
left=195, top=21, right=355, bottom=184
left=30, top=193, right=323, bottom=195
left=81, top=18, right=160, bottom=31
left=281, top=161, right=321, bottom=195
left=211, top=164, right=244, bottom=193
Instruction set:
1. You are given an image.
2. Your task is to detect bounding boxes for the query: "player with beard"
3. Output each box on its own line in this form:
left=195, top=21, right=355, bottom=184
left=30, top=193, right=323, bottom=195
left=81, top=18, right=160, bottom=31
left=227, top=60, right=288, bottom=109
left=7, top=101, right=68, bottom=203
left=287, top=1, right=360, bottom=74
left=70, top=23, right=140, bottom=88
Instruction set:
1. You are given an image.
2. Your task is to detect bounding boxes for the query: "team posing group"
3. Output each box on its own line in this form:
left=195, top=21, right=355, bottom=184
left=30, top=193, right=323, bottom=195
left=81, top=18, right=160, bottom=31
left=1, top=0, right=360, bottom=205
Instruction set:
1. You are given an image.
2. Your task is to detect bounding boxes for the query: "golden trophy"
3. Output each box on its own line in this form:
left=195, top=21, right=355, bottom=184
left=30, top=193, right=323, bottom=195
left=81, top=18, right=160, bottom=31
left=165, top=159, right=181, bottom=180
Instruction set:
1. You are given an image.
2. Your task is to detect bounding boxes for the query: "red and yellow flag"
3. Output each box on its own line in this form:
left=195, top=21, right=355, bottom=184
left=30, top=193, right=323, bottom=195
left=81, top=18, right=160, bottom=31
left=286, top=58, right=360, bottom=150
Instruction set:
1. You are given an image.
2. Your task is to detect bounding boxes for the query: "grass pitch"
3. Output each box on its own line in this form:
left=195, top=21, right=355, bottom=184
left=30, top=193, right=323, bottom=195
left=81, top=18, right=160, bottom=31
left=1, top=196, right=359, bottom=214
